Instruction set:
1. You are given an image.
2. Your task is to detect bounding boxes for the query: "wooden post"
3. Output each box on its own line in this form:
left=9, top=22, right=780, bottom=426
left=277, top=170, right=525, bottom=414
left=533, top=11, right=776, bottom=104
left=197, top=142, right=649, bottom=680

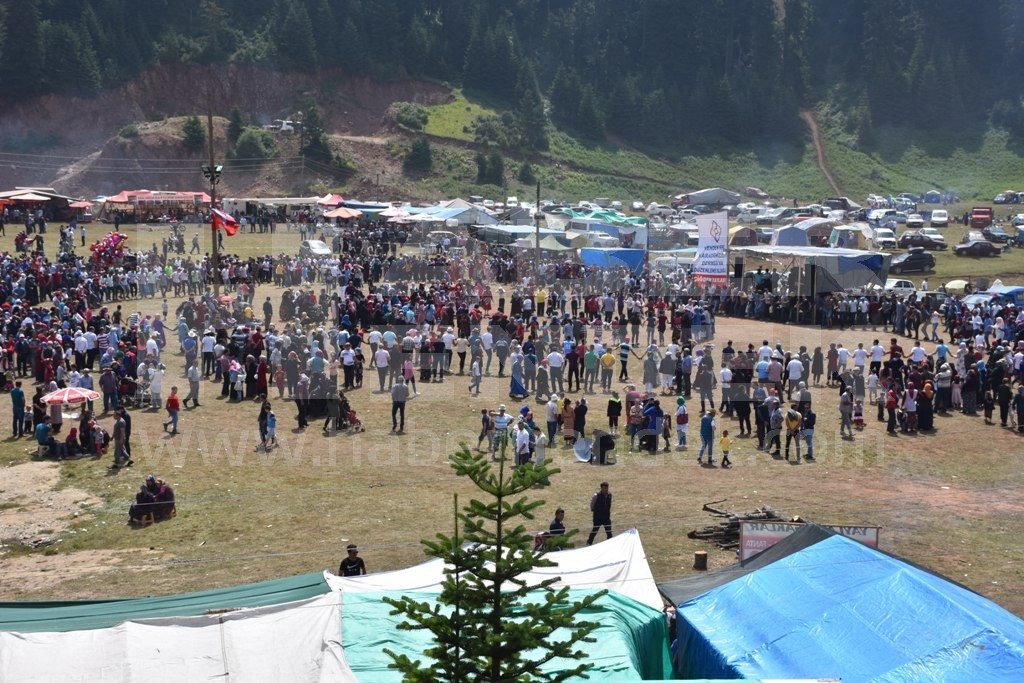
left=693, top=550, right=708, bottom=571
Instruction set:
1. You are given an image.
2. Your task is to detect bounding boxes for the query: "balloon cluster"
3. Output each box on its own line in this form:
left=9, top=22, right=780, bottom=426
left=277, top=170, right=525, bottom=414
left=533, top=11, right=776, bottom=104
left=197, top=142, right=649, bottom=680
left=89, top=232, right=129, bottom=265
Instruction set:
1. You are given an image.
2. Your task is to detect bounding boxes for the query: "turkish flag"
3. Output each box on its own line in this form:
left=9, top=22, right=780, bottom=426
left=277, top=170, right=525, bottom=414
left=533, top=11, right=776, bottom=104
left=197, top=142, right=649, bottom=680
left=211, top=208, right=239, bottom=236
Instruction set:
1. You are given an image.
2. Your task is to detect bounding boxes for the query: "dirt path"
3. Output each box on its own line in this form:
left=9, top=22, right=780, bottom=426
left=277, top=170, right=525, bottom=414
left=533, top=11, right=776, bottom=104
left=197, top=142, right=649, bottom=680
left=800, top=109, right=842, bottom=196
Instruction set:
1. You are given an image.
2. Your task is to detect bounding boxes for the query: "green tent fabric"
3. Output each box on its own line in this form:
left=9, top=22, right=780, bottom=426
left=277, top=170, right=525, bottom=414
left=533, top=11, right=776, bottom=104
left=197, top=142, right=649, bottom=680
left=341, top=589, right=674, bottom=681
left=0, top=572, right=331, bottom=633
left=561, top=209, right=648, bottom=226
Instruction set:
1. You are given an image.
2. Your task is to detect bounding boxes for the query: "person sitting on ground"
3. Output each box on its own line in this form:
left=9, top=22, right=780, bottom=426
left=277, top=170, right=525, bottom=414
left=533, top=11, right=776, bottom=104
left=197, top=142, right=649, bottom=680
left=153, top=477, right=176, bottom=521
left=128, top=483, right=158, bottom=524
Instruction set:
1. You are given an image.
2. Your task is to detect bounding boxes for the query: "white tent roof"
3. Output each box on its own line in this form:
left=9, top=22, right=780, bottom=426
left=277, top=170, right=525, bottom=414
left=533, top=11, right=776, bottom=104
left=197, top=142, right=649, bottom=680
left=0, top=594, right=355, bottom=682
left=324, top=528, right=663, bottom=611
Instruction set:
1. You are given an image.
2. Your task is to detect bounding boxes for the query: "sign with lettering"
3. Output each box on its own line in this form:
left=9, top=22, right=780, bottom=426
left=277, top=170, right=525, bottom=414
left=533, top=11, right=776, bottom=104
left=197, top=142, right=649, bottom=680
left=693, top=211, right=729, bottom=286
left=739, top=521, right=880, bottom=561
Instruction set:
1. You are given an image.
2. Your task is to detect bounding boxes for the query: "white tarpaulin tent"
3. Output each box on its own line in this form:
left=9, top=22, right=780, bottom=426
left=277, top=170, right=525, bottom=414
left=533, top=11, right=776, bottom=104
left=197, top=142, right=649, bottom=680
left=324, top=528, right=663, bottom=611
left=0, top=594, right=354, bottom=682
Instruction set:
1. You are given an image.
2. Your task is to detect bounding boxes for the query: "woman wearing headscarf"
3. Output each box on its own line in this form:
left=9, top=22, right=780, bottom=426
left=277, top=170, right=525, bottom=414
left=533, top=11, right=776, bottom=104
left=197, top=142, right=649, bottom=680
left=284, top=350, right=300, bottom=397
left=295, top=374, right=310, bottom=429
left=560, top=396, right=576, bottom=445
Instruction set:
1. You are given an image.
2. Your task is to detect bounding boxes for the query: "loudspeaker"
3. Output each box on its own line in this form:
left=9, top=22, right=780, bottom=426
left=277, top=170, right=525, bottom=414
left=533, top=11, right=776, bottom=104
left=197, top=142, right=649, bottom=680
left=733, top=260, right=744, bottom=280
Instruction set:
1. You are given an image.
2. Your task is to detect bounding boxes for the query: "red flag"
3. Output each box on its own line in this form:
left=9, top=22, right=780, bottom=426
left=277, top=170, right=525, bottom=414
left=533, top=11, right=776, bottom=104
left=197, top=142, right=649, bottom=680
left=211, top=208, right=239, bottom=236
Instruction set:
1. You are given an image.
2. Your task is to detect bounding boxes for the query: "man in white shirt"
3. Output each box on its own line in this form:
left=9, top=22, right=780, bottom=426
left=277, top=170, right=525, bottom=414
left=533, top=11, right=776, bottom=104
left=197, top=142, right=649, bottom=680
left=546, top=350, right=565, bottom=395
left=375, top=346, right=391, bottom=391
left=852, top=342, right=868, bottom=371
left=545, top=394, right=560, bottom=443
left=786, top=356, right=804, bottom=400
left=515, top=421, right=532, bottom=467
left=442, top=327, right=456, bottom=372
left=757, top=340, right=773, bottom=363
left=718, top=365, right=733, bottom=416
left=869, top=339, right=885, bottom=375
left=367, top=328, right=383, bottom=367
left=481, top=330, right=494, bottom=374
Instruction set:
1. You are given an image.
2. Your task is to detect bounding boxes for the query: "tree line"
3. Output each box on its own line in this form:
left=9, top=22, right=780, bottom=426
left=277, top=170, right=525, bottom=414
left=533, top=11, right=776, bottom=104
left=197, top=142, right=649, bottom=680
left=3, top=0, right=1024, bottom=150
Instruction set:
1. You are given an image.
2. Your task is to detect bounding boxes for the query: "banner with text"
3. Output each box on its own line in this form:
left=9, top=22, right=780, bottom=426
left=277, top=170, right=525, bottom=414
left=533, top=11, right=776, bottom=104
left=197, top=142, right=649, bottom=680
left=693, top=211, right=728, bottom=286
left=739, top=521, right=880, bottom=561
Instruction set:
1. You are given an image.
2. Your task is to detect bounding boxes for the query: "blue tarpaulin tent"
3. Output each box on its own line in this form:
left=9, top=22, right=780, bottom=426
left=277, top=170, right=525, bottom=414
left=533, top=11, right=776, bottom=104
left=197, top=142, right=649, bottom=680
left=674, top=534, right=1024, bottom=682
left=579, top=248, right=646, bottom=275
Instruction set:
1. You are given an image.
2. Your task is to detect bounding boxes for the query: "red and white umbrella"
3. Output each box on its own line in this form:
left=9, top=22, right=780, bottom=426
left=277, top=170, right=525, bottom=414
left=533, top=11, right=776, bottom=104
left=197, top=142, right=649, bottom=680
left=42, top=387, right=100, bottom=405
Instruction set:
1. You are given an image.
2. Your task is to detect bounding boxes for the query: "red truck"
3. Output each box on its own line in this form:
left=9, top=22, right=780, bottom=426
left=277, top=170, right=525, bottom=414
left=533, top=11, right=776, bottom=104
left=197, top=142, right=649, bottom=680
left=970, top=206, right=994, bottom=228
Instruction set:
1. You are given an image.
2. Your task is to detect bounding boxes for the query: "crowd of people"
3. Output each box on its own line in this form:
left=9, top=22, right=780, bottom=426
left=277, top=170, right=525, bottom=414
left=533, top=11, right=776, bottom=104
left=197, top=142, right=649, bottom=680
left=7, top=214, right=1024, bottom=540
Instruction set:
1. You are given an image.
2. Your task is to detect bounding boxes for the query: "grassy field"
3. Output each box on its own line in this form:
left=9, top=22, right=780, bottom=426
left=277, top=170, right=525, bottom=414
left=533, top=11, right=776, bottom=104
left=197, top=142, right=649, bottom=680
left=0, top=223, right=1022, bottom=620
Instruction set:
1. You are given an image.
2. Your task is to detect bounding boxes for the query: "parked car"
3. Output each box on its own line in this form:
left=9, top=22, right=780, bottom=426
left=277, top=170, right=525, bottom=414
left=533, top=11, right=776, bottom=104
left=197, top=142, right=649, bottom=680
left=630, top=200, right=645, bottom=212
left=872, top=227, right=898, bottom=249
left=756, top=227, right=774, bottom=243
left=982, top=225, right=1011, bottom=243
left=918, top=227, right=945, bottom=243
left=884, top=278, right=918, bottom=297
left=898, top=232, right=946, bottom=251
left=677, top=209, right=701, bottom=219
left=647, top=203, right=676, bottom=217
left=889, top=248, right=935, bottom=274
left=1011, top=213, right=1024, bottom=226
left=299, top=239, right=332, bottom=257
left=610, top=200, right=622, bottom=210
left=930, top=209, right=949, bottom=227
left=905, top=213, right=924, bottom=228
left=953, top=240, right=1001, bottom=257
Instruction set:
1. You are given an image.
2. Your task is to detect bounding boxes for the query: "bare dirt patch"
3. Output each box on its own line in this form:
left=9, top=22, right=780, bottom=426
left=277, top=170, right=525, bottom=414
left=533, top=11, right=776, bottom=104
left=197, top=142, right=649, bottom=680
left=0, top=460, right=101, bottom=543
left=0, top=549, right=164, bottom=599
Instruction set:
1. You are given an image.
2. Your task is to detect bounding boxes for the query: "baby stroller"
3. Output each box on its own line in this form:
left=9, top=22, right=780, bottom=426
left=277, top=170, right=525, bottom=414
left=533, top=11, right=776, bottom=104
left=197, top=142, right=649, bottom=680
left=119, top=377, right=139, bottom=408
left=344, top=409, right=364, bottom=433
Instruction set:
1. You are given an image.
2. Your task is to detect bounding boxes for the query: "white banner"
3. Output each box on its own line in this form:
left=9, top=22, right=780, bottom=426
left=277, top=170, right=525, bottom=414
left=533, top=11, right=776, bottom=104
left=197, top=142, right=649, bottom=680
left=739, top=521, right=880, bottom=561
left=693, top=211, right=728, bottom=286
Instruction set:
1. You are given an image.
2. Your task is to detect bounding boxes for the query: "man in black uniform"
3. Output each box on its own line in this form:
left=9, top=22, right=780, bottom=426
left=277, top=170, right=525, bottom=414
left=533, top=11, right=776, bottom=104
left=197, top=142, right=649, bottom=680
left=338, top=544, right=367, bottom=576
left=586, top=482, right=613, bottom=545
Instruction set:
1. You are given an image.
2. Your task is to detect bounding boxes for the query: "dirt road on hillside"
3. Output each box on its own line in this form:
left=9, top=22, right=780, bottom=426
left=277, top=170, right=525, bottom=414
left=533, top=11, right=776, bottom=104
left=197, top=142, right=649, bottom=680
left=800, top=110, right=842, bottom=196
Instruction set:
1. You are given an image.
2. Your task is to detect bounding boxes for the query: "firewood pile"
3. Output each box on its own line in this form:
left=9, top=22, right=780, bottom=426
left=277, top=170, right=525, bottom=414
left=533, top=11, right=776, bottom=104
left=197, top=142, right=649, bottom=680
left=687, top=499, right=788, bottom=550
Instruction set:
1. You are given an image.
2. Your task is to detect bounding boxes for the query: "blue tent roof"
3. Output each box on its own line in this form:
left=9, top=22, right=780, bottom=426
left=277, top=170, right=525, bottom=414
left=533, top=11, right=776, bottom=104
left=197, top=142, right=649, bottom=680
left=675, top=535, right=1024, bottom=682
left=579, top=248, right=646, bottom=275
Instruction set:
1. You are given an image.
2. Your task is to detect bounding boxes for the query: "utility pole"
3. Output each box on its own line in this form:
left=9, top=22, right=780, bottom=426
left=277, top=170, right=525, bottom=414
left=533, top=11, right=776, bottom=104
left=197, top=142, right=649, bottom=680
left=202, top=110, right=223, bottom=296
left=534, top=180, right=542, bottom=281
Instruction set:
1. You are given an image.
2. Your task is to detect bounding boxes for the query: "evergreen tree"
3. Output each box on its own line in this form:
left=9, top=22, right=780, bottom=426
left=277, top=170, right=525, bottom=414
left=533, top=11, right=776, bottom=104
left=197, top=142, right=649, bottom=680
left=233, top=126, right=278, bottom=160
left=517, top=160, right=536, bottom=185
left=227, top=106, right=245, bottom=145
left=486, top=152, right=505, bottom=186
left=181, top=115, right=207, bottom=152
left=300, top=106, right=333, bottom=164
left=515, top=63, right=548, bottom=150
left=575, top=85, right=604, bottom=141
left=275, top=0, right=316, bottom=71
left=0, top=0, right=44, bottom=96
left=384, top=447, right=604, bottom=683
left=548, top=65, right=582, bottom=129
left=474, top=151, right=490, bottom=185
left=403, top=137, right=432, bottom=173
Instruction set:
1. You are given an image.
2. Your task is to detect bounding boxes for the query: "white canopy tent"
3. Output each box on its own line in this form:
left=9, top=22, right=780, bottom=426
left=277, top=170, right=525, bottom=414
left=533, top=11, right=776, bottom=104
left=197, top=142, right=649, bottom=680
left=0, top=594, right=354, bottom=682
left=324, top=528, right=663, bottom=611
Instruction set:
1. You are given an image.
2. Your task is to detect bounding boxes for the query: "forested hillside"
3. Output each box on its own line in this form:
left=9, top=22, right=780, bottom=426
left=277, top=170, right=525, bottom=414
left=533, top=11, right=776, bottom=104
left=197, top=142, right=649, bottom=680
left=3, top=0, right=1024, bottom=153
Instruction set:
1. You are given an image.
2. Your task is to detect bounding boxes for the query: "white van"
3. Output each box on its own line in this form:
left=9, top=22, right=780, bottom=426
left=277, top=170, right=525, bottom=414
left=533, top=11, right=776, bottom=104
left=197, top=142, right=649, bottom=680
left=506, top=196, right=519, bottom=209
left=930, top=209, right=949, bottom=227
left=872, top=227, right=897, bottom=249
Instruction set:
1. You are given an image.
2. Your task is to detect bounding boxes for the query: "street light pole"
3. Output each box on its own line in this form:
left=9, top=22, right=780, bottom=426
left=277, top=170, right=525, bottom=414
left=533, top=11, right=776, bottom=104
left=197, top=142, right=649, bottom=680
left=202, top=110, right=223, bottom=296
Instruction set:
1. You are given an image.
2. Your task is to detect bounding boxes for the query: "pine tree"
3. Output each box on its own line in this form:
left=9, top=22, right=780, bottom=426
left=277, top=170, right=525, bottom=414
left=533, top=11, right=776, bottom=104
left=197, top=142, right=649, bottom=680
left=181, top=115, right=207, bottom=151
left=575, top=85, right=605, bottom=141
left=515, top=63, right=548, bottom=150
left=227, top=106, right=245, bottom=145
left=475, top=152, right=490, bottom=185
left=517, top=160, right=536, bottom=185
left=384, top=447, right=605, bottom=683
left=486, top=152, right=505, bottom=186
left=0, top=0, right=45, bottom=96
left=403, top=137, right=432, bottom=173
